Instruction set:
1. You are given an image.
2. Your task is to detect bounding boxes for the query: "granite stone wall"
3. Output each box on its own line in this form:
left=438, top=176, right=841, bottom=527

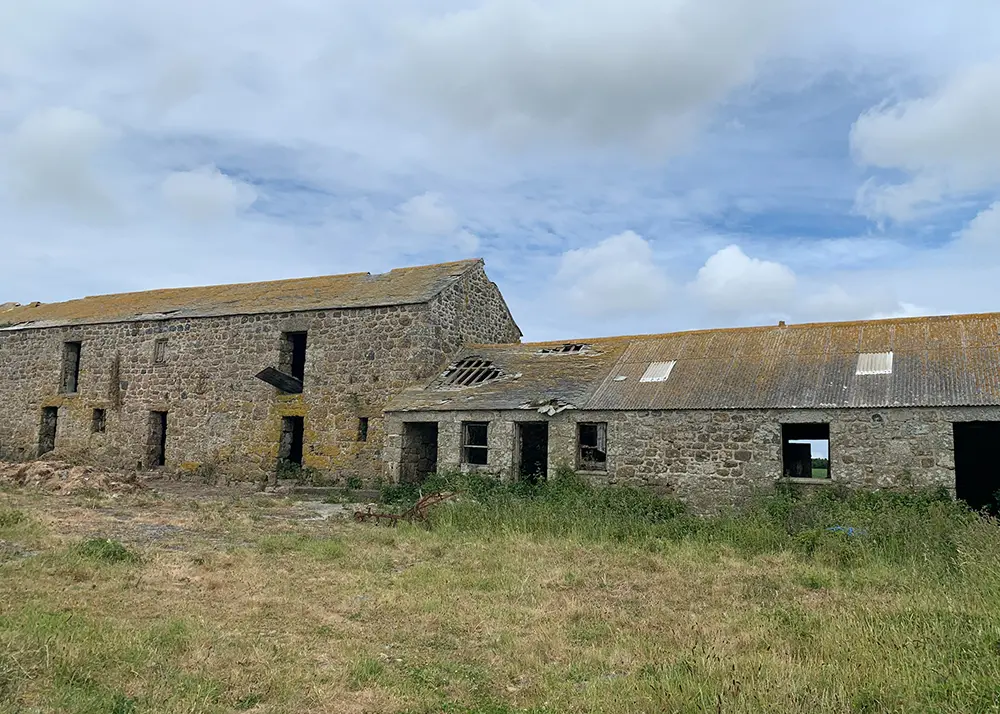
left=0, top=263, right=520, bottom=483
left=384, top=406, right=1000, bottom=512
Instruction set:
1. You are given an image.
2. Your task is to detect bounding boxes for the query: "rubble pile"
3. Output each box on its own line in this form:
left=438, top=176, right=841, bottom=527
left=0, top=460, right=145, bottom=495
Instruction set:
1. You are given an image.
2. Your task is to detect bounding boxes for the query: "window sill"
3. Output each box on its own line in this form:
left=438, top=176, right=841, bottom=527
left=577, top=469, right=608, bottom=475
left=780, top=477, right=833, bottom=485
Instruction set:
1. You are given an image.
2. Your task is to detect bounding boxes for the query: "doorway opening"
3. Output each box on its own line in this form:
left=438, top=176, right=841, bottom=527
left=401, top=422, right=438, bottom=484
left=954, top=422, right=1000, bottom=514
left=517, top=422, right=549, bottom=484
left=147, top=411, right=167, bottom=468
left=38, top=407, right=58, bottom=456
left=279, top=416, right=305, bottom=468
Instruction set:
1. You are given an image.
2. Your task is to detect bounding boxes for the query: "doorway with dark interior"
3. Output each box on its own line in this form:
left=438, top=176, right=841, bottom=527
left=517, top=422, right=549, bottom=484
left=954, top=422, right=1000, bottom=514
left=147, top=411, right=167, bottom=468
left=38, top=407, right=58, bottom=456
left=278, top=416, right=305, bottom=469
left=401, top=422, right=438, bottom=484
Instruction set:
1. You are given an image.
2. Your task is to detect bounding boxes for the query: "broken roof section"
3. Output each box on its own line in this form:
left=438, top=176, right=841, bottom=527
left=387, top=312, right=1000, bottom=412
left=0, top=259, right=483, bottom=329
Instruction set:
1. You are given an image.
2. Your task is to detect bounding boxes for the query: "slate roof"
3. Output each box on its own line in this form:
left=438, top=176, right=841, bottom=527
left=0, top=260, right=482, bottom=329
left=386, top=312, right=1000, bottom=412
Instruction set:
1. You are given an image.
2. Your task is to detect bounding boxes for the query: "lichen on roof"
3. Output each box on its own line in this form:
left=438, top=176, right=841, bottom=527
left=0, top=259, right=482, bottom=329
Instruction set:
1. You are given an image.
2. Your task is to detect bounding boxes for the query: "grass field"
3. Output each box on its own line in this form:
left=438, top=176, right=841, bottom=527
left=2, top=473, right=1000, bottom=713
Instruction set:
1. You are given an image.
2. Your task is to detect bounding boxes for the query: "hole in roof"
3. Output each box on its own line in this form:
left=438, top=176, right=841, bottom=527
left=856, top=352, right=893, bottom=375
left=536, top=343, right=592, bottom=355
left=640, top=361, right=676, bottom=383
left=436, top=357, right=503, bottom=388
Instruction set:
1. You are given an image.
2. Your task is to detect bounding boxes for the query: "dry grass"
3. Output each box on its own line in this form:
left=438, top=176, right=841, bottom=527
left=1, top=484, right=1000, bottom=713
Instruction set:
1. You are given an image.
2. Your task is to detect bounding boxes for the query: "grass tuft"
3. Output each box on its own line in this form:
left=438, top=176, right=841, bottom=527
left=75, top=538, right=141, bottom=565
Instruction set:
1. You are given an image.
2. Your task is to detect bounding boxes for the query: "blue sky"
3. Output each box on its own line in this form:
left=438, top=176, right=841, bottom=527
left=2, top=0, right=1000, bottom=341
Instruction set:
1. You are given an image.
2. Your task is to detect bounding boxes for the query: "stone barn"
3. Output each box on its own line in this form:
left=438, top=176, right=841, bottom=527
left=385, top=313, right=1000, bottom=513
left=0, top=259, right=521, bottom=484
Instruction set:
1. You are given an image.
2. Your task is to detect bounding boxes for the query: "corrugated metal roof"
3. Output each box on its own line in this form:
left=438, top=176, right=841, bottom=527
left=0, top=259, right=482, bottom=329
left=387, top=312, right=1000, bottom=412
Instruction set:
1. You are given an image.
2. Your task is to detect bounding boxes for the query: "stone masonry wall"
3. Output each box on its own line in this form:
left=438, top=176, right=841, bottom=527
left=384, top=406, right=1000, bottom=512
left=0, top=266, right=521, bottom=483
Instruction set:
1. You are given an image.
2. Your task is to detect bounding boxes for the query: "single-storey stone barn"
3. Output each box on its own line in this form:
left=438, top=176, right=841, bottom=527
left=2, top=258, right=999, bottom=511
left=0, top=260, right=520, bottom=483
left=385, top=312, right=1000, bottom=513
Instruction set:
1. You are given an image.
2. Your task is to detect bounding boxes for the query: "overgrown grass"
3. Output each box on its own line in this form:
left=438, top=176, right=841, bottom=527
left=2, top=479, right=1000, bottom=712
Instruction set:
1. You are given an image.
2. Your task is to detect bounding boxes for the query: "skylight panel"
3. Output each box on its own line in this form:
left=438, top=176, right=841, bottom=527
left=856, top=352, right=893, bottom=375
left=639, top=361, right=676, bottom=383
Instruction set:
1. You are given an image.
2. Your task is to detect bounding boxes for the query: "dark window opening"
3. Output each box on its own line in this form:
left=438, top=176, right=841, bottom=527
left=358, top=417, right=369, bottom=442
left=462, top=421, right=489, bottom=465
left=440, top=357, right=502, bottom=387
left=61, top=341, right=82, bottom=393
left=38, top=407, right=58, bottom=456
left=147, top=411, right=167, bottom=468
left=278, top=416, right=305, bottom=467
left=154, top=338, right=167, bottom=365
left=782, top=423, right=830, bottom=479
left=578, top=422, right=608, bottom=471
left=401, top=422, right=438, bottom=484
left=954, top=422, right=1000, bottom=515
left=518, top=422, right=549, bottom=484
left=92, top=408, right=106, bottom=434
left=280, top=332, right=308, bottom=382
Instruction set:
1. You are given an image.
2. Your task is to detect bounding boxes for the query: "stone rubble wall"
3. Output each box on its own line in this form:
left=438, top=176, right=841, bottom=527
left=0, top=263, right=522, bottom=484
left=383, top=406, right=998, bottom=512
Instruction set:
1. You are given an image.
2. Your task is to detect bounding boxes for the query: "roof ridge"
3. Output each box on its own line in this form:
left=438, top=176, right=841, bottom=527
left=462, top=310, right=1000, bottom=349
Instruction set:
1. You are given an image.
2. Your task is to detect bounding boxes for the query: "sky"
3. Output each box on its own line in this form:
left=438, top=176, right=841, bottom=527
left=2, top=1, right=1000, bottom=342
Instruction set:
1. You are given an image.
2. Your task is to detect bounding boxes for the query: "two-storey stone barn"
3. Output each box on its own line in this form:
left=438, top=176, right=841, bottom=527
left=0, top=259, right=521, bottom=483
left=385, top=313, right=1000, bottom=513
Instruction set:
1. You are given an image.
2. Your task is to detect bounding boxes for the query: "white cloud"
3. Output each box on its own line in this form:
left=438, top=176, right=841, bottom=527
left=396, top=192, right=459, bottom=234
left=393, top=0, right=801, bottom=150
left=851, top=61, right=1000, bottom=221
left=955, top=202, right=1000, bottom=247
left=692, top=245, right=796, bottom=313
left=556, top=231, right=669, bottom=316
left=161, top=165, right=257, bottom=221
left=4, top=107, right=116, bottom=217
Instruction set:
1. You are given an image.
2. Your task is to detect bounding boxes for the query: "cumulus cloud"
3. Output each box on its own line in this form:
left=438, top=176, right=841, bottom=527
left=161, top=165, right=257, bottom=221
left=954, top=202, right=1000, bottom=247
left=692, top=245, right=796, bottom=313
left=851, top=61, right=1000, bottom=221
left=393, top=0, right=801, bottom=150
left=556, top=231, right=669, bottom=316
left=5, top=107, right=116, bottom=217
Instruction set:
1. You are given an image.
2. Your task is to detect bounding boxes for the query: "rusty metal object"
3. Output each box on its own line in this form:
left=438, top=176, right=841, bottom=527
left=353, top=491, right=456, bottom=526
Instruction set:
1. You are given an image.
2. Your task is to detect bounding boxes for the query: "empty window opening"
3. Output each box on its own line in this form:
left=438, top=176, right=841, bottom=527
left=91, top=408, right=106, bottom=434
left=358, top=417, right=369, bottom=442
left=280, top=332, right=308, bottom=382
left=278, top=416, right=305, bottom=467
left=537, top=343, right=590, bottom=355
left=954, top=422, right=1000, bottom=515
left=440, top=357, right=502, bottom=388
left=147, top=411, right=167, bottom=468
left=61, top=341, right=82, bottom=393
left=782, top=423, right=830, bottom=479
left=856, top=352, right=893, bottom=375
left=640, top=361, right=676, bottom=383
left=38, top=407, right=58, bottom=456
left=401, top=422, right=438, bottom=484
left=517, top=422, right=549, bottom=484
left=578, top=422, right=608, bottom=471
left=462, top=421, right=490, bottom=465
left=153, top=338, right=167, bottom=365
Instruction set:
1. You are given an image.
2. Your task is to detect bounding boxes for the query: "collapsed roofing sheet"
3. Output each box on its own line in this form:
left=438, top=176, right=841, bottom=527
left=388, top=312, right=1000, bottom=412
left=0, top=259, right=482, bottom=329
